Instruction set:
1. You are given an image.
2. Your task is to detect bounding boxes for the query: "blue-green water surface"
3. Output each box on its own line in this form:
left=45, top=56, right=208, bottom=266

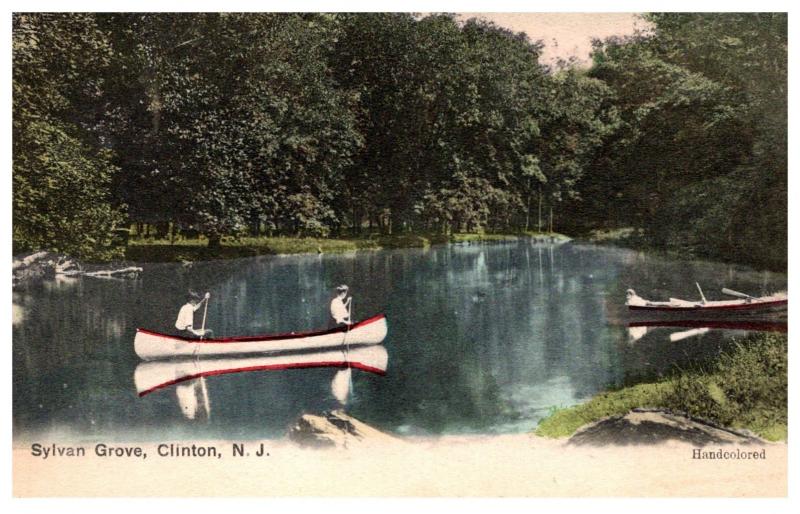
left=12, top=241, right=786, bottom=441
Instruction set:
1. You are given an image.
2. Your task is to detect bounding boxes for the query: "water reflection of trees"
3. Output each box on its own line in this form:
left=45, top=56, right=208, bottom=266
left=355, top=243, right=627, bottom=434
left=351, top=300, right=511, bottom=435
left=13, top=278, right=140, bottom=375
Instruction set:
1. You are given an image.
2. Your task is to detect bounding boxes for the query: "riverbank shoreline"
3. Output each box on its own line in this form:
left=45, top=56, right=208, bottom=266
left=536, top=332, right=788, bottom=442
left=11, top=232, right=571, bottom=286
left=13, top=434, right=787, bottom=496
left=577, top=227, right=788, bottom=273
left=122, top=231, right=571, bottom=263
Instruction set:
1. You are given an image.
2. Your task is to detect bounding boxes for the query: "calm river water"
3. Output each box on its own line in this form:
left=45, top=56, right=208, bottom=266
left=12, top=241, right=786, bottom=442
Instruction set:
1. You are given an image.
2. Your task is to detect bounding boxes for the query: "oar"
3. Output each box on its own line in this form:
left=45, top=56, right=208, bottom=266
left=695, top=282, right=707, bottom=304
left=722, top=288, right=753, bottom=299
left=344, top=297, right=354, bottom=399
left=199, top=376, right=210, bottom=418
left=669, top=327, right=710, bottom=342
left=200, top=292, right=210, bottom=340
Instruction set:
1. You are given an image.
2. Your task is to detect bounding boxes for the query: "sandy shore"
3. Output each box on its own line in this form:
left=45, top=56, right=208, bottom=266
left=13, top=434, right=787, bottom=497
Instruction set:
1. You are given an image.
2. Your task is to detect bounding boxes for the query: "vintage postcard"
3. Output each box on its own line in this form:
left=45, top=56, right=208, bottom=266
left=10, top=8, right=790, bottom=499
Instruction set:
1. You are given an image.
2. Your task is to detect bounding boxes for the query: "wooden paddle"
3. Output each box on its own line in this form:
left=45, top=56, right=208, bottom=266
left=344, top=297, right=354, bottom=399
left=200, top=292, right=210, bottom=339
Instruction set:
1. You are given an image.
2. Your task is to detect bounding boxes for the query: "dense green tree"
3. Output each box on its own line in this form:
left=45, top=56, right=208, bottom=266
left=333, top=15, right=565, bottom=234
left=331, top=12, right=441, bottom=233
left=536, top=67, right=618, bottom=232
left=580, top=13, right=786, bottom=269
left=101, top=13, right=362, bottom=244
left=587, top=41, right=749, bottom=228
left=13, top=13, right=125, bottom=259
left=647, top=13, right=787, bottom=268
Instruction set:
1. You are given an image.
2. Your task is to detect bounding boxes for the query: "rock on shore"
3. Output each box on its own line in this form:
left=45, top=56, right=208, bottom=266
left=568, top=408, right=766, bottom=446
left=289, top=408, right=767, bottom=449
left=288, top=410, right=402, bottom=449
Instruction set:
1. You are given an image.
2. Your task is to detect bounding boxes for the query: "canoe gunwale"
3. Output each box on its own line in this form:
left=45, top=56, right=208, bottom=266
left=627, top=299, right=787, bottom=312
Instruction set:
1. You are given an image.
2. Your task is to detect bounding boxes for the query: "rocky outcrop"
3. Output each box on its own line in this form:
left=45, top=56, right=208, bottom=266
left=568, top=409, right=766, bottom=446
left=288, top=410, right=401, bottom=449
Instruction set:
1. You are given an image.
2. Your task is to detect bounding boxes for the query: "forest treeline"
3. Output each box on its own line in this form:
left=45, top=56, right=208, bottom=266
left=12, top=13, right=786, bottom=269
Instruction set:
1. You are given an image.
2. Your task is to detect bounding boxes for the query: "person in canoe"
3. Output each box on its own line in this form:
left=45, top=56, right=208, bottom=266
left=330, top=284, right=352, bottom=326
left=175, top=291, right=212, bottom=337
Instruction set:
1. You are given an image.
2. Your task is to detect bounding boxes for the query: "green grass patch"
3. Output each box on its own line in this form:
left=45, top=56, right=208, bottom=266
left=451, top=233, right=520, bottom=243
left=126, top=236, right=378, bottom=262
left=536, top=382, right=674, bottom=439
left=585, top=227, right=642, bottom=243
left=519, top=231, right=572, bottom=241
left=536, top=332, right=787, bottom=441
left=125, top=232, right=570, bottom=263
left=371, top=234, right=433, bottom=249
left=451, top=231, right=570, bottom=243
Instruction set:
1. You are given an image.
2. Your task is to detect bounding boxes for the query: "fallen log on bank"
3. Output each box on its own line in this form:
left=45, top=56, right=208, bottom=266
left=59, top=266, right=143, bottom=279
left=13, top=251, right=143, bottom=287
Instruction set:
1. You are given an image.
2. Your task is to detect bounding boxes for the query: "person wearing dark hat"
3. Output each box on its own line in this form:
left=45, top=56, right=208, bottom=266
left=330, top=284, right=352, bottom=326
left=175, top=291, right=211, bottom=336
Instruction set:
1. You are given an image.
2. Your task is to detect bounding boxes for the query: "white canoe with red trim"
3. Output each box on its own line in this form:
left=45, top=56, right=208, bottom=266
left=626, top=290, right=787, bottom=319
left=134, top=314, right=388, bottom=361
left=134, top=345, right=388, bottom=396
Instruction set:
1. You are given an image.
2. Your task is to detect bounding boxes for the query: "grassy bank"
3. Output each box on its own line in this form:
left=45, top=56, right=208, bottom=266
left=124, top=232, right=569, bottom=263
left=584, top=227, right=644, bottom=244
left=536, top=332, right=788, bottom=441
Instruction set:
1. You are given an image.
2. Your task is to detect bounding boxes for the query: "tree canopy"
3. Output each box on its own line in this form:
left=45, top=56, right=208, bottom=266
left=13, top=13, right=125, bottom=259
left=572, top=13, right=786, bottom=269
left=12, top=13, right=787, bottom=269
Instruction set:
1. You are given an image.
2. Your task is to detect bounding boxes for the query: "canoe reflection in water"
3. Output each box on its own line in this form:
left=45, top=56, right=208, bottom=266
left=627, top=319, right=786, bottom=344
left=134, top=345, right=388, bottom=419
left=174, top=377, right=211, bottom=420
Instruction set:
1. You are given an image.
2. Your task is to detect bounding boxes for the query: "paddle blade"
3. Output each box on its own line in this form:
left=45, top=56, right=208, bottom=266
left=722, top=288, right=752, bottom=299
left=669, top=327, right=710, bottom=342
left=627, top=326, right=647, bottom=343
left=331, top=368, right=352, bottom=405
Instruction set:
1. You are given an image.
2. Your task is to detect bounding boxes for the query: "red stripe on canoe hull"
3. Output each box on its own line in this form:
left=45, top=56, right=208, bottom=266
left=138, top=360, right=387, bottom=397
left=136, top=313, right=386, bottom=344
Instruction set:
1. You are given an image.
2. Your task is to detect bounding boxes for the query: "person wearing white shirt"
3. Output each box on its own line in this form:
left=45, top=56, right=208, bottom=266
left=329, top=285, right=352, bottom=326
left=175, top=291, right=211, bottom=337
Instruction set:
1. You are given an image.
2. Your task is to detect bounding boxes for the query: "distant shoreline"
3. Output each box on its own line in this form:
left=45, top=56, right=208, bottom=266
left=122, top=231, right=572, bottom=263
